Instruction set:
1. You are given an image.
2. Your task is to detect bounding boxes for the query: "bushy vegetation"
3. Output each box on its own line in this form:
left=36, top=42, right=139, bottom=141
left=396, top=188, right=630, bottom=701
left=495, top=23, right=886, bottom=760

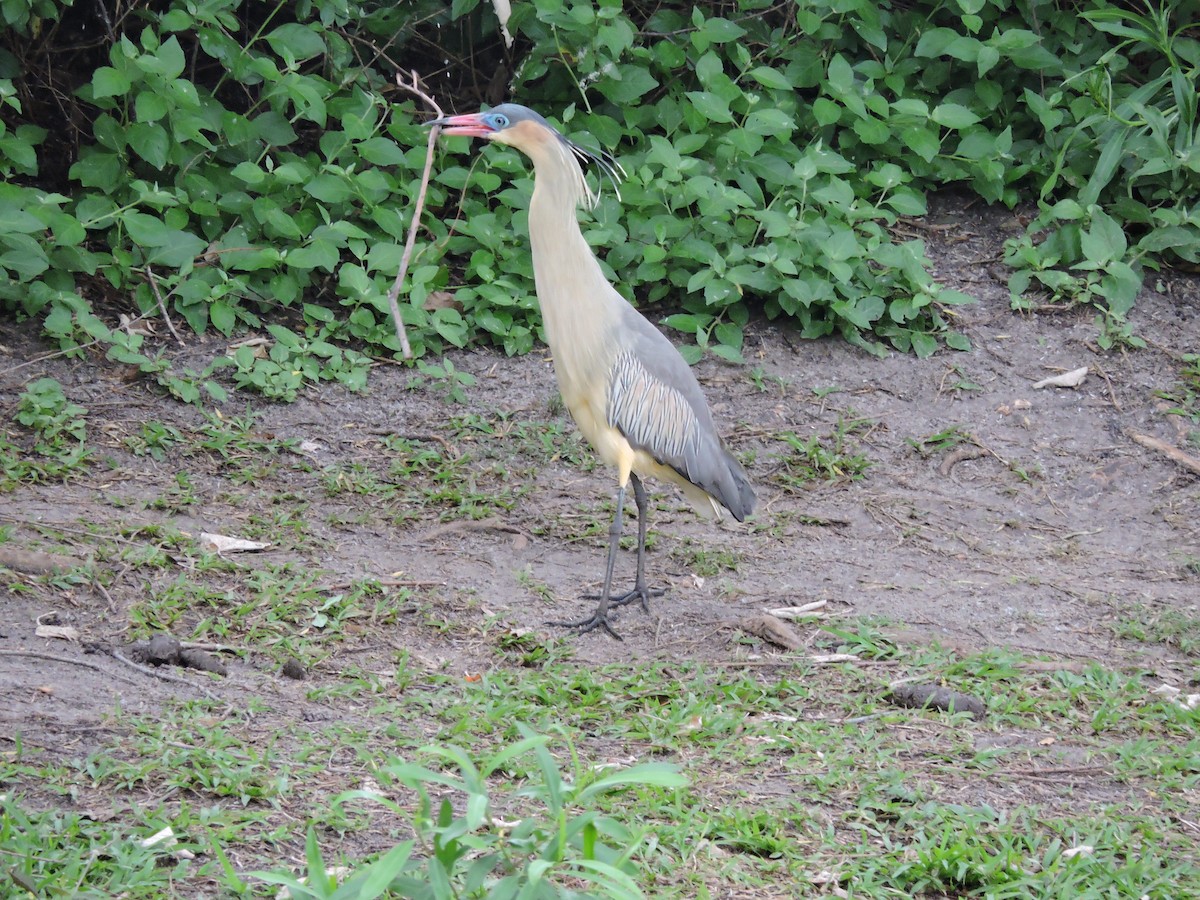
left=1, top=0, right=1196, bottom=397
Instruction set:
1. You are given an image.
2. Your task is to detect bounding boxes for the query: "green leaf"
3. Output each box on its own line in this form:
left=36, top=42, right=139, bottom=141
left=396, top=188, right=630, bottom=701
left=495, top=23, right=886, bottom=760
left=743, top=108, right=794, bottom=137
left=711, top=342, right=745, bottom=364
left=945, top=332, right=972, bottom=351
left=885, top=190, right=927, bottom=216
left=0, top=208, right=45, bottom=233
left=931, top=103, right=981, bottom=129
left=826, top=55, right=855, bottom=95
left=852, top=117, right=890, bottom=144
left=914, top=27, right=960, bottom=58
left=0, top=234, right=48, bottom=279
left=662, top=313, right=704, bottom=334
left=685, top=91, right=734, bottom=124
left=833, top=296, right=884, bottom=329
left=713, top=322, right=742, bottom=349
left=92, top=67, right=131, bottom=99
left=823, top=228, right=861, bottom=262
left=135, top=91, right=169, bottom=123
left=253, top=111, right=298, bottom=147
left=702, top=16, right=746, bottom=43
left=1079, top=129, right=1128, bottom=207
left=210, top=300, right=236, bottom=335
left=810, top=97, right=841, bottom=128
left=900, top=127, right=941, bottom=162
left=747, top=66, right=792, bottom=91
left=305, top=174, right=354, bottom=203
left=265, top=23, right=326, bottom=65
left=287, top=242, right=340, bottom=271
left=139, top=36, right=186, bottom=79
left=1100, top=261, right=1141, bottom=316
left=231, top=161, right=267, bottom=186
left=129, top=123, right=170, bottom=169
left=1047, top=199, right=1085, bottom=221
left=121, top=212, right=171, bottom=246
left=604, top=64, right=658, bottom=104
left=1080, top=210, right=1128, bottom=266
left=976, top=45, right=999, bottom=76
left=357, top=137, right=408, bottom=166
left=909, top=331, right=938, bottom=358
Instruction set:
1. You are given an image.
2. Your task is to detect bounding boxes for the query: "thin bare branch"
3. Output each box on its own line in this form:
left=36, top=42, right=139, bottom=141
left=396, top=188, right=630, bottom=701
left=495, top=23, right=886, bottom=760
left=384, top=71, right=447, bottom=360
left=144, top=266, right=186, bottom=347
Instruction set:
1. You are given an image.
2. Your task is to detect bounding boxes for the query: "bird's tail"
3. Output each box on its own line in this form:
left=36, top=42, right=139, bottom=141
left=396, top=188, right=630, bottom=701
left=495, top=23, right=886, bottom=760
left=713, top=447, right=756, bottom=522
left=680, top=442, right=755, bottom=522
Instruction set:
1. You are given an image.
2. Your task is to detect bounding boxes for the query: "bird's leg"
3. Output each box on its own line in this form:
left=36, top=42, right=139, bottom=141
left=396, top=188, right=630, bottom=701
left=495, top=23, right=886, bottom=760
left=548, top=483, right=627, bottom=639
left=608, top=473, right=664, bottom=612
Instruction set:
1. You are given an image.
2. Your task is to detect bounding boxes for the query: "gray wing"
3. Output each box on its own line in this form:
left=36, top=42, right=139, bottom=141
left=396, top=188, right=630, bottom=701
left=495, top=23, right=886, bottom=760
left=605, top=308, right=756, bottom=520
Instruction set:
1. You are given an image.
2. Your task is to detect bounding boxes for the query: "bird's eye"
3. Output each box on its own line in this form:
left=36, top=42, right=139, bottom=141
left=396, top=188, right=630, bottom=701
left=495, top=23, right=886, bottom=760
left=491, top=114, right=509, bottom=129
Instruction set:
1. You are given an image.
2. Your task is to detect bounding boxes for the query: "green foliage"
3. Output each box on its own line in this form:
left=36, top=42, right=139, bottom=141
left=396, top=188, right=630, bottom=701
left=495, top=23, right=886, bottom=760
left=443, top=0, right=1195, bottom=355
left=1, top=377, right=92, bottom=487
left=1155, top=354, right=1200, bottom=441
left=1, top=0, right=1196, bottom=390
left=413, top=358, right=478, bottom=405
left=15, top=377, right=87, bottom=447
left=253, top=729, right=686, bottom=898
left=1, top=0, right=455, bottom=397
left=0, top=793, right=189, bottom=896
left=771, top=414, right=872, bottom=488
left=221, top=325, right=371, bottom=401
left=1004, top=1, right=1199, bottom=323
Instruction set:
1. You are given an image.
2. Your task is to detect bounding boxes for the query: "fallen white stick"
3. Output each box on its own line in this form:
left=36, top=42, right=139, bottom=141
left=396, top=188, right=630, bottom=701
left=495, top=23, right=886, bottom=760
left=767, top=600, right=828, bottom=619
left=1033, top=366, right=1088, bottom=389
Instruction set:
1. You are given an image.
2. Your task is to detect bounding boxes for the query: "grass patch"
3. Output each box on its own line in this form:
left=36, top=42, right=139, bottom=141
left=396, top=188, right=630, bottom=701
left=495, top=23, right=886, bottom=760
left=2, top=600, right=1200, bottom=900
left=1111, top=603, right=1200, bottom=656
left=4, top=627, right=1198, bottom=896
left=771, top=413, right=873, bottom=490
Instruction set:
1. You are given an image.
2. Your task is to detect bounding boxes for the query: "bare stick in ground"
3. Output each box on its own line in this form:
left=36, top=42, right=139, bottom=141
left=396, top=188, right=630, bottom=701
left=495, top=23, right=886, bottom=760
left=110, top=649, right=228, bottom=708
left=1125, top=429, right=1200, bottom=477
left=384, top=71, right=446, bottom=360
left=0, top=649, right=141, bottom=687
left=144, top=266, right=186, bottom=346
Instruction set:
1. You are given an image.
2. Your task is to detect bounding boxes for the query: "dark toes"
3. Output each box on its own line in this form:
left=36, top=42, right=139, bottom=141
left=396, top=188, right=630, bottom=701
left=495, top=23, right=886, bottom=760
left=546, top=615, right=624, bottom=640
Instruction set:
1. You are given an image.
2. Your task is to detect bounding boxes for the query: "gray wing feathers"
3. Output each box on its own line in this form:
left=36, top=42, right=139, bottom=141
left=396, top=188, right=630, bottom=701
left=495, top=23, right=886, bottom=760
left=605, top=322, right=755, bottom=521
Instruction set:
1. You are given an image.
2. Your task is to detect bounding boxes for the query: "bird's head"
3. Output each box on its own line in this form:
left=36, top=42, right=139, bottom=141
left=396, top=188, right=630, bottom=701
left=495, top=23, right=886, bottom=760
left=426, top=103, right=623, bottom=205
left=426, top=103, right=535, bottom=146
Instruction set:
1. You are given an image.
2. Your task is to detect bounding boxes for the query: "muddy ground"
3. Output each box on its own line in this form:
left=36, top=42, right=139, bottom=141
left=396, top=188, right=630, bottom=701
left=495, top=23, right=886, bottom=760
left=1, top=195, right=1198, bottom=886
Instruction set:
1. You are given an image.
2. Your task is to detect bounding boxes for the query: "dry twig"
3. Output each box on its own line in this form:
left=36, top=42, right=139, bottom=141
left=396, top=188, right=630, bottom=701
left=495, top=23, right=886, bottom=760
left=144, top=266, right=186, bottom=346
left=0, top=649, right=141, bottom=686
left=385, top=71, right=446, bottom=360
left=419, top=516, right=522, bottom=543
left=1125, top=429, right=1200, bottom=477
left=938, top=446, right=990, bottom=476
left=111, top=650, right=226, bottom=706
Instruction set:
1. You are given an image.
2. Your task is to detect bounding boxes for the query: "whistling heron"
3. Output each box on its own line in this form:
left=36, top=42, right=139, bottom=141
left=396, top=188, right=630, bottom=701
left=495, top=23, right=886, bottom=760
left=428, top=104, right=755, bottom=638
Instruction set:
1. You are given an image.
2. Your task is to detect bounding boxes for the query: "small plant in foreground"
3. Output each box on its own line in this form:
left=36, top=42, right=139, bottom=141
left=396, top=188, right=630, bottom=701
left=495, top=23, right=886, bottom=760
left=252, top=728, right=685, bottom=898
left=907, top=425, right=976, bottom=457
left=15, top=378, right=87, bottom=448
left=773, top=414, right=872, bottom=488
left=413, top=358, right=477, bottom=404
left=1, top=377, right=92, bottom=486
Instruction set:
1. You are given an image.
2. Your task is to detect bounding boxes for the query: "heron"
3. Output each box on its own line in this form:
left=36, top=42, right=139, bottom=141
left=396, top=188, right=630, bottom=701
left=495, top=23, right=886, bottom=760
left=428, top=103, right=755, bottom=638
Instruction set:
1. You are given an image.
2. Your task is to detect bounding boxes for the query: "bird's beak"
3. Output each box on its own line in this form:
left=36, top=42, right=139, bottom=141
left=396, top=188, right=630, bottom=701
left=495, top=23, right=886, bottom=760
left=425, top=113, right=494, bottom=138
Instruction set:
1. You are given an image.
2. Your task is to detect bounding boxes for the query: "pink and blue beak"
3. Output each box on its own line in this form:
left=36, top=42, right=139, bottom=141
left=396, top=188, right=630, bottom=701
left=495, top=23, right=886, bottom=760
left=425, top=113, right=495, bottom=138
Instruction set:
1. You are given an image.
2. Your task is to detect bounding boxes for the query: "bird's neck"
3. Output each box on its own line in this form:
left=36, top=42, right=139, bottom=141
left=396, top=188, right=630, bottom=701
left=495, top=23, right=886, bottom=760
left=526, top=162, right=620, bottom=356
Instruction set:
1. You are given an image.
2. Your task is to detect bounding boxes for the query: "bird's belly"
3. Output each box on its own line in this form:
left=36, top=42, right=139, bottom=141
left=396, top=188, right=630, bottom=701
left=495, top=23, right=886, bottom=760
left=564, top=388, right=630, bottom=470
left=564, top=386, right=714, bottom=515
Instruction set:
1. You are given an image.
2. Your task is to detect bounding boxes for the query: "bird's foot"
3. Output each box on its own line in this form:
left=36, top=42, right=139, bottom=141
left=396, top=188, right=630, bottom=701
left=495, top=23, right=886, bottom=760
left=547, top=611, right=623, bottom=641
left=584, top=585, right=664, bottom=614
